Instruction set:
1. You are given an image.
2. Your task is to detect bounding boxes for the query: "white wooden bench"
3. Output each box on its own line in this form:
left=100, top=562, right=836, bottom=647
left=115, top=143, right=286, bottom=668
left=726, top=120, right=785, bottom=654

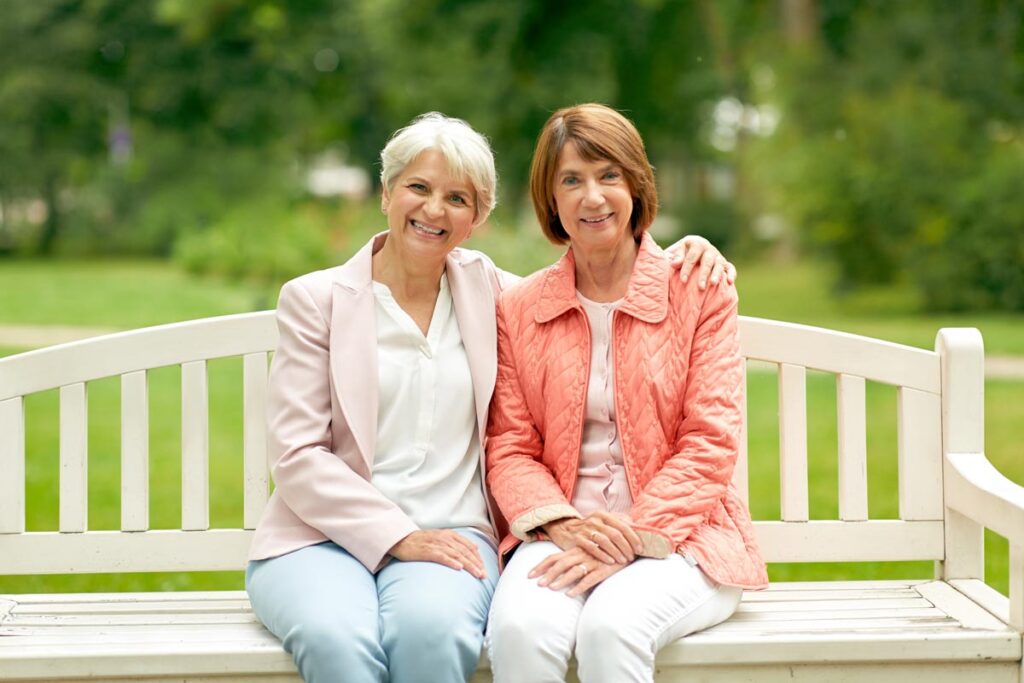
left=1, top=313, right=1022, bottom=682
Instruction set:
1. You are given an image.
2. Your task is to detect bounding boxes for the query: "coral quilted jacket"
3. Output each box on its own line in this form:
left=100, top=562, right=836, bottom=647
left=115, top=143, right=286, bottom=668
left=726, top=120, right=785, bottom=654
left=486, top=233, right=768, bottom=589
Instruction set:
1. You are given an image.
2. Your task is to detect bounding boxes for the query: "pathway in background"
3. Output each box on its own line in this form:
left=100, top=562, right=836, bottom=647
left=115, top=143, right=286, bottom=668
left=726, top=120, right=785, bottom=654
left=0, top=324, right=119, bottom=348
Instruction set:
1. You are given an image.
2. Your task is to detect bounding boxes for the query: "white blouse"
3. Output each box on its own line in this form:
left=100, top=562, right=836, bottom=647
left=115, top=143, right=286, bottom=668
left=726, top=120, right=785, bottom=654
left=571, top=292, right=634, bottom=517
left=370, top=273, right=492, bottom=537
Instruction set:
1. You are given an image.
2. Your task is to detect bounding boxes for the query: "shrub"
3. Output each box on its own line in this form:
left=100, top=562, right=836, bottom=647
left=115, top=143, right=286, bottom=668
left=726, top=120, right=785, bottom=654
left=174, top=199, right=333, bottom=288
left=912, top=145, right=1024, bottom=312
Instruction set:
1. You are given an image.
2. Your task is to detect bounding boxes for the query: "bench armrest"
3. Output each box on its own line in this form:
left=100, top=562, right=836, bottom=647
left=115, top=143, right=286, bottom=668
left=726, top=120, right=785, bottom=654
left=945, top=450, right=1024, bottom=630
left=946, top=451, right=1024, bottom=545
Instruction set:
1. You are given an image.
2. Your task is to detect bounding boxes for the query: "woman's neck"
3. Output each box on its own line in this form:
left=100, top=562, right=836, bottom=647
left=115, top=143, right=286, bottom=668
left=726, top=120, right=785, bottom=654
left=371, top=237, right=445, bottom=301
left=572, top=237, right=639, bottom=303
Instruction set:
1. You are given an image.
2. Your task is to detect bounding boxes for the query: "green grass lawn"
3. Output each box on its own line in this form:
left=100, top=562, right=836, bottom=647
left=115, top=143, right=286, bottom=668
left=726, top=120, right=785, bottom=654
left=735, top=259, right=1024, bottom=356
left=0, top=259, right=264, bottom=328
left=0, top=254, right=1021, bottom=596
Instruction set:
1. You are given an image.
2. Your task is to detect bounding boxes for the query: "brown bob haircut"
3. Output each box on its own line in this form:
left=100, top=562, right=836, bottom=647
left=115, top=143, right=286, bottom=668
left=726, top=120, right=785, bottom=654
left=529, top=103, right=659, bottom=245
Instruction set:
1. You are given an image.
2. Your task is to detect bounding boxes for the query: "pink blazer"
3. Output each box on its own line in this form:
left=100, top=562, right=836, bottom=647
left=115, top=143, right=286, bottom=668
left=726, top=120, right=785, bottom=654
left=249, top=233, right=514, bottom=571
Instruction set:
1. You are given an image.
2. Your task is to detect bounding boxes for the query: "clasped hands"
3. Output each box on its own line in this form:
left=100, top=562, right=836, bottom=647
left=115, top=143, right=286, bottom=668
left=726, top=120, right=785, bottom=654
left=535, top=511, right=643, bottom=597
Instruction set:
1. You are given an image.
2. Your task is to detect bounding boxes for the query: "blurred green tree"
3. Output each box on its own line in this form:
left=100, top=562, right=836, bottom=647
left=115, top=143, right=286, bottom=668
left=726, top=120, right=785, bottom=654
left=2, top=0, right=1022, bottom=312
left=751, top=0, right=1024, bottom=309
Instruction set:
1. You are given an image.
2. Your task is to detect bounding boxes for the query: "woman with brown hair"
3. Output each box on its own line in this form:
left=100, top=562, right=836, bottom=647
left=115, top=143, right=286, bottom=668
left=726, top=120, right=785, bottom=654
left=484, top=104, right=768, bottom=682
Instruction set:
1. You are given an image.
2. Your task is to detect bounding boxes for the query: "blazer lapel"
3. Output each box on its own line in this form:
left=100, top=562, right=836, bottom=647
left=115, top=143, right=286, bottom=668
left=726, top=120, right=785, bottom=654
left=328, top=235, right=383, bottom=471
left=447, top=253, right=498, bottom=440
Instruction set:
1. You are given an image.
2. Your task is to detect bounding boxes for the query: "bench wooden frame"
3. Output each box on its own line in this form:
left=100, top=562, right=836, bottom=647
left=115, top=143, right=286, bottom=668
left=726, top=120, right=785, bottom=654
left=1, top=313, right=1022, bottom=682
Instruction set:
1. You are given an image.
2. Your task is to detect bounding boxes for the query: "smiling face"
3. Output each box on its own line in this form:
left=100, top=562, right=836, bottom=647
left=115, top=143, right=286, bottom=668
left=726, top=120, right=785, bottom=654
left=552, top=142, right=636, bottom=254
left=381, top=148, right=478, bottom=263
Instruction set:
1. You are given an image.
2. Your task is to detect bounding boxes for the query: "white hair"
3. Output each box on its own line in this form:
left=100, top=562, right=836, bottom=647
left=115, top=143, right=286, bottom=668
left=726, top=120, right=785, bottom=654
left=379, top=112, right=497, bottom=219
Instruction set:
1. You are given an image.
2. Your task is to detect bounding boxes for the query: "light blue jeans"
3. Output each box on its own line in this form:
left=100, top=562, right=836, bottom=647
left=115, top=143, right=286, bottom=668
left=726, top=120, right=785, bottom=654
left=246, top=528, right=498, bottom=683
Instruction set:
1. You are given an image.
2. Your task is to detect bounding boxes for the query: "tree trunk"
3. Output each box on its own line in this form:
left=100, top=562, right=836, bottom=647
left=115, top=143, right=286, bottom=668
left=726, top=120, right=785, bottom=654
left=781, top=0, right=818, bottom=50
left=36, top=175, right=60, bottom=255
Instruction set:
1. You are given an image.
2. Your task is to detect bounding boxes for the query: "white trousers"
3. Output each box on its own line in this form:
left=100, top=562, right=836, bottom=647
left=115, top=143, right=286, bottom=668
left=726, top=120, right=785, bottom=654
left=486, top=541, right=741, bottom=683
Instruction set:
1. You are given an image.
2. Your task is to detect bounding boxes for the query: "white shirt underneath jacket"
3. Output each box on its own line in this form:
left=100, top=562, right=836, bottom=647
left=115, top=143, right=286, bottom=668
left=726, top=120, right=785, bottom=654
left=371, top=273, right=493, bottom=537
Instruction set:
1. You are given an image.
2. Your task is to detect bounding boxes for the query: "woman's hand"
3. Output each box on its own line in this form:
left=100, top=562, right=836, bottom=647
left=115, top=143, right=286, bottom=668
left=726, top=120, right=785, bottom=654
left=666, top=235, right=736, bottom=290
left=388, top=530, right=487, bottom=579
left=530, top=546, right=628, bottom=597
left=542, top=511, right=643, bottom=565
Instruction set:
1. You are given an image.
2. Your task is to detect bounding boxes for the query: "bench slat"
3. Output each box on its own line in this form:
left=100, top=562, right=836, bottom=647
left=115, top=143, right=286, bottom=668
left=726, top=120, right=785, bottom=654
left=741, top=586, right=919, bottom=602
left=738, top=597, right=931, bottom=613
left=9, top=591, right=251, bottom=605
left=837, top=374, right=868, bottom=520
left=181, top=361, right=209, bottom=531
left=121, top=371, right=149, bottom=531
left=949, top=578, right=1010, bottom=624
left=779, top=363, right=808, bottom=521
left=735, top=369, right=749, bottom=504
left=243, top=353, right=270, bottom=530
left=898, top=387, right=943, bottom=520
left=0, top=396, right=25, bottom=534
left=674, top=629, right=1019, bottom=664
left=731, top=606, right=945, bottom=621
left=13, top=600, right=253, bottom=615
left=748, top=579, right=928, bottom=591
left=614, top=662, right=1018, bottom=683
left=712, top=616, right=960, bottom=632
left=1011, top=543, right=1024, bottom=629
left=915, top=580, right=1008, bottom=630
left=0, top=644, right=298, bottom=681
left=0, top=624, right=279, bottom=646
left=0, top=530, right=251, bottom=574
left=59, top=383, right=88, bottom=533
left=756, top=520, right=944, bottom=562
left=738, top=317, right=941, bottom=393
left=6, top=613, right=259, bottom=626
left=0, top=312, right=278, bottom=401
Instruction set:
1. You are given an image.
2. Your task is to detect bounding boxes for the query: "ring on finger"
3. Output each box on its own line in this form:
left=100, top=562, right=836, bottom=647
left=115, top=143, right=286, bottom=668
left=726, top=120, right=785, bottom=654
left=577, top=563, right=589, bottom=575
left=589, top=531, right=599, bottom=542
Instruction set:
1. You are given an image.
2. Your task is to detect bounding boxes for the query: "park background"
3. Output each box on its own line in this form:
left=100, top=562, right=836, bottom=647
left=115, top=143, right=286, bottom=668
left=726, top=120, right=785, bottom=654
left=0, top=0, right=1021, bottom=596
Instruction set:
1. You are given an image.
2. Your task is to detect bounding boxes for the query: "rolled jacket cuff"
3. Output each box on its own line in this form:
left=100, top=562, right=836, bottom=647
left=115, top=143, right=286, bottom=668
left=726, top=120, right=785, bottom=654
left=510, top=504, right=581, bottom=541
left=636, top=529, right=674, bottom=558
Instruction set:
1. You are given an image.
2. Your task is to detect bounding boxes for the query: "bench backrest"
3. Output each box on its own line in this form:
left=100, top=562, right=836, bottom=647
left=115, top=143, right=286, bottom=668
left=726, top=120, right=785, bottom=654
left=0, top=313, right=970, bottom=575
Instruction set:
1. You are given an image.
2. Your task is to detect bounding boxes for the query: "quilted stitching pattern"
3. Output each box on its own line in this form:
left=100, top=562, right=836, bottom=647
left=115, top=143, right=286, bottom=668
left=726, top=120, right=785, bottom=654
left=486, top=234, right=768, bottom=589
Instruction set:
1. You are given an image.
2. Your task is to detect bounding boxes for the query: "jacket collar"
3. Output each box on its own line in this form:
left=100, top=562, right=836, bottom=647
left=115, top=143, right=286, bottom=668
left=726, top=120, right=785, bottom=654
left=535, top=232, right=669, bottom=324
left=332, top=231, right=479, bottom=292
left=332, top=232, right=384, bottom=292
left=328, top=230, right=496, bottom=470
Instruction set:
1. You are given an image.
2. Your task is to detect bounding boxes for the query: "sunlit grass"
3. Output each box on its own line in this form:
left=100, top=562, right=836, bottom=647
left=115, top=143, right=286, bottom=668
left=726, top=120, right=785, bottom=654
left=736, top=259, right=1024, bottom=356
left=0, top=259, right=263, bottom=328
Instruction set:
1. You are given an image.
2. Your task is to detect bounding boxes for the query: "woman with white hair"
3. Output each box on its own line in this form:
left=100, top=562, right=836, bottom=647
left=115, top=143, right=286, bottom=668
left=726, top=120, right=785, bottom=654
left=244, top=112, right=733, bottom=683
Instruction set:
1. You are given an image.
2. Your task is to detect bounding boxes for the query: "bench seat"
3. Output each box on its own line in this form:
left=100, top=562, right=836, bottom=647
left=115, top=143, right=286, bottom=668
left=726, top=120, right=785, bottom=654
left=3, top=580, right=1018, bottom=682
left=3, top=316, right=1022, bottom=680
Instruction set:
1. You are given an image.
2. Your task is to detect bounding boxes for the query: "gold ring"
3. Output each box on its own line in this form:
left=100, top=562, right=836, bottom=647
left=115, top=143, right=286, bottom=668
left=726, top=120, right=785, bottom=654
left=589, top=531, right=599, bottom=541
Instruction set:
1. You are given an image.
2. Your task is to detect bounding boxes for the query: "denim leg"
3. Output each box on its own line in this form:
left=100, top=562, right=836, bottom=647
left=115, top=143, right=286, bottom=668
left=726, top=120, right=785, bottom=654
left=246, top=542, right=387, bottom=683
left=377, top=528, right=498, bottom=683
